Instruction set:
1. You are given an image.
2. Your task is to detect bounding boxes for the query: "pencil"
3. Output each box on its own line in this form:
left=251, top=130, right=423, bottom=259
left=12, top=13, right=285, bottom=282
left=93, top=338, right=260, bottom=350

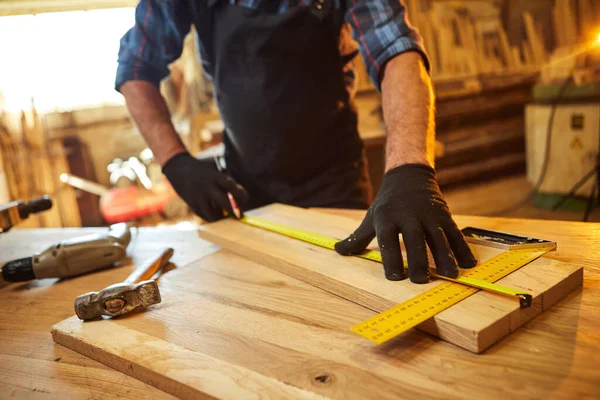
left=214, top=155, right=242, bottom=219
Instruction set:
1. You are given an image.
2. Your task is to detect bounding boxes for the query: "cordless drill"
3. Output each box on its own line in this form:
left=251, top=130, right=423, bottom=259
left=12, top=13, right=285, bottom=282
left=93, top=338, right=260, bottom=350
left=0, top=223, right=131, bottom=283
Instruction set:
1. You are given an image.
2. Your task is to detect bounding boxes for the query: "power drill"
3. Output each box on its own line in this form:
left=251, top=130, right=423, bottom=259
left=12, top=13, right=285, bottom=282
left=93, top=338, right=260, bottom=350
left=0, top=223, right=131, bottom=283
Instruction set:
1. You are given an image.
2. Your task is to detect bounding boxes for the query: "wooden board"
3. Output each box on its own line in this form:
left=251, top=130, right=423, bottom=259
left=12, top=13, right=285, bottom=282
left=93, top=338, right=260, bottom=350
left=48, top=212, right=599, bottom=399
left=197, top=204, right=583, bottom=353
left=45, top=216, right=600, bottom=399
left=53, top=317, right=320, bottom=400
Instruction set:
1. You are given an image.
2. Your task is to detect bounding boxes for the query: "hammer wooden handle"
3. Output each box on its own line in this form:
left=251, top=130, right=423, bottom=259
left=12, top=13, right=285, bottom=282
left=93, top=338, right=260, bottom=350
left=124, top=248, right=174, bottom=285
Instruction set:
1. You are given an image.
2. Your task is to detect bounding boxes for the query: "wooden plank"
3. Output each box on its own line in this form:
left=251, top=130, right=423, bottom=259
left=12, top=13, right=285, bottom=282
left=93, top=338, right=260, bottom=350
left=523, top=12, right=546, bottom=66
left=198, top=204, right=583, bottom=353
left=46, top=216, right=599, bottom=399
left=0, top=228, right=217, bottom=398
left=0, top=0, right=137, bottom=16
left=552, top=6, right=565, bottom=48
left=52, top=318, right=321, bottom=400
left=50, top=251, right=463, bottom=400
left=497, top=25, right=515, bottom=69
left=420, top=12, right=439, bottom=74
left=50, top=139, right=82, bottom=227
left=511, top=47, right=523, bottom=68
left=562, top=0, right=578, bottom=46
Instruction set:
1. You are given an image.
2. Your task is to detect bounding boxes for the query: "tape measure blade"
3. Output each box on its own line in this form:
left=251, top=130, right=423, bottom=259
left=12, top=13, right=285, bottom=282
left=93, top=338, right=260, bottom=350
left=242, top=216, right=338, bottom=250
left=353, top=247, right=551, bottom=345
left=238, top=215, right=549, bottom=345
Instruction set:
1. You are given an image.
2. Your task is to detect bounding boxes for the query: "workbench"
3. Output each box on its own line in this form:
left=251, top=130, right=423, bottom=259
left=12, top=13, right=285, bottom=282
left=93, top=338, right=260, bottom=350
left=1, top=210, right=599, bottom=399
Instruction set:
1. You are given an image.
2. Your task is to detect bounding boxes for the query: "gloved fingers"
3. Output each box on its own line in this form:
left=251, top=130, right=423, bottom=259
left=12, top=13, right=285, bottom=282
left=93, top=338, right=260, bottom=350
left=216, top=175, right=250, bottom=204
left=189, top=189, right=222, bottom=222
left=334, top=211, right=375, bottom=256
left=208, top=187, right=235, bottom=219
left=400, top=220, right=429, bottom=283
left=375, top=222, right=405, bottom=281
left=193, top=200, right=222, bottom=222
left=424, top=225, right=459, bottom=278
left=442, top=218, right=478, bottom=269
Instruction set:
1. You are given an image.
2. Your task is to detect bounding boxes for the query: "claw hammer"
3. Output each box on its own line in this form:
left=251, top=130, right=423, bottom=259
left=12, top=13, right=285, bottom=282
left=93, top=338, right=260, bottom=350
left=74, top=248, right=173, bottom=320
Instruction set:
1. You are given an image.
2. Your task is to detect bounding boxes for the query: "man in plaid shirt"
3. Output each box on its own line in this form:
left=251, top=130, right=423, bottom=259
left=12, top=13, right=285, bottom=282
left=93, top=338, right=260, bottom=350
left=117, top=0, right=477, bottom=283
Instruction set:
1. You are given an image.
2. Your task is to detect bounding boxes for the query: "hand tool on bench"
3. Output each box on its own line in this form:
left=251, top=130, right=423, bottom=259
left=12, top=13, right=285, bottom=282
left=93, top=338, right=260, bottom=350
left=74, top=248, right=173, bottom=320
left=214, top=154, right=241, bottom=219
left=0, top=223, right=131, bottom=284
left=0, top=195, right=53, bottom=233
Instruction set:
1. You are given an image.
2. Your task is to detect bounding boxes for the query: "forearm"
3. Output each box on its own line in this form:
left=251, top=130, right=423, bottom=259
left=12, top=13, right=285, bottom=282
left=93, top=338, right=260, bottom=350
left=120, top=81, right=187, bottom=167
left=381, top=52, right=435, bottom=171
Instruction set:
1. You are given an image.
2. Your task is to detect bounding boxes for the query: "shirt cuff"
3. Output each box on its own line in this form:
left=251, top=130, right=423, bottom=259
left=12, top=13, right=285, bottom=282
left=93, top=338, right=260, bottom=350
left=370, top=37, right=430, bottom=91
left=115, top=62, right=168, bottom=92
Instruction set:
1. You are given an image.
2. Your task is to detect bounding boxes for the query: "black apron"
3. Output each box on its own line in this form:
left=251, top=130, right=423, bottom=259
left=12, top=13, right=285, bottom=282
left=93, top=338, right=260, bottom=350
left=208, top=0, right=372, bottom=210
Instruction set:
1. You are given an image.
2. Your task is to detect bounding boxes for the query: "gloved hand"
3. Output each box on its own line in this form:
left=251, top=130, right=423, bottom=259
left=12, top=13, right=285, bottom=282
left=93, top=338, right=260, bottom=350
left=162, top=153, right=249, bottom=222
left=335, top=164, right=477, bottom=283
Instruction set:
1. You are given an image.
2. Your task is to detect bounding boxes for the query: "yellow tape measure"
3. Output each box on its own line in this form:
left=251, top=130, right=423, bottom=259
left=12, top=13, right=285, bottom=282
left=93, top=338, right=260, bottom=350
left=239, top=215, right=551, bottom=345
left=352, top=247, right=550, bottom=344
left=241, top=216, right=535, bottom=303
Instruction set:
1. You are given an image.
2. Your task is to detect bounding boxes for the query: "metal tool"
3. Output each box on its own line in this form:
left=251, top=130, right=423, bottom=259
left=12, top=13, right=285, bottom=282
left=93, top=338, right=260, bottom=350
left=0, top=196, right=53, bottom=233
left=461, top=227, right=556, bottom=250
left=0, top=223, right=131, bottom=284
left=74, top=248, right=173, bottom=320
left=60, top=173, right=109, bottom=196
left=239, top=215, right=534, bottom=303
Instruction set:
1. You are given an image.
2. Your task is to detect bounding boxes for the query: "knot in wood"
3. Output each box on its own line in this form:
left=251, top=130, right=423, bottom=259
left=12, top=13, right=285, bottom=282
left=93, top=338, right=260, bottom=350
left=314, top=374, right=333, bottom=384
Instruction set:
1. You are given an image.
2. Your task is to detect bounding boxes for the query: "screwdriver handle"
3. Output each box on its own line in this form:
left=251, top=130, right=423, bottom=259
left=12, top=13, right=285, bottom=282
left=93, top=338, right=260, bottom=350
left=17, top=196, right=53, bottom=219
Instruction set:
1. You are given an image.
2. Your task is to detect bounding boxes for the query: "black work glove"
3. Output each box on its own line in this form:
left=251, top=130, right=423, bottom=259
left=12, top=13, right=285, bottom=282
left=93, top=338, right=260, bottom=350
left=162, top=153, right=249, bottom=222
left=335, top=164, right=477, bottom=283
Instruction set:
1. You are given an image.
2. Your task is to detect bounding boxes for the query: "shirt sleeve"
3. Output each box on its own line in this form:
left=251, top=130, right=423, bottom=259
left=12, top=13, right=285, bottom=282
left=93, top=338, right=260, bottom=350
left=115, top=0, right=191, bottom=92
left=344, top=0, right=430, bottom=91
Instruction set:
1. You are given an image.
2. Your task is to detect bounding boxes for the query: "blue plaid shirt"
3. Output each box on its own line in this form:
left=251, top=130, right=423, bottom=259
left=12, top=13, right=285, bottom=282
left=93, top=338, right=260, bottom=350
left=116, top=0, right=428, bottom=92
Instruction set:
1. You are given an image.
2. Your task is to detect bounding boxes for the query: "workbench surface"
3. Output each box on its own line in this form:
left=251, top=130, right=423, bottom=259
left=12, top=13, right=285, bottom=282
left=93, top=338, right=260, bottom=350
left=1, top=210, right=599, bottom=399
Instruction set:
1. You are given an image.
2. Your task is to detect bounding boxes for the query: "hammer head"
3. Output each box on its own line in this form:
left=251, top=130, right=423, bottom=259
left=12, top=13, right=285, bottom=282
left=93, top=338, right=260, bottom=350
left=74, top=280, right=161, bottom=320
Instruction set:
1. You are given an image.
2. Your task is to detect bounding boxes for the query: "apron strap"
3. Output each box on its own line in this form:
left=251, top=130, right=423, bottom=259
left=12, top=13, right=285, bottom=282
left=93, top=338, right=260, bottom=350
left=332, top=0, right=346, bottom=29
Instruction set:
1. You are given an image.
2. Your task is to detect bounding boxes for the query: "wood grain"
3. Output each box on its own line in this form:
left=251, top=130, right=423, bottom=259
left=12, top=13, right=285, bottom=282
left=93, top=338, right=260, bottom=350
left=53, top=317, right=322, bottom=400
left=50, top=220, right=599, bottom=399
left=198, top=204, right=583, bottom=352
left=0, top=228, right=216, bottom=398
left=3, top=212, right=598, bottom=399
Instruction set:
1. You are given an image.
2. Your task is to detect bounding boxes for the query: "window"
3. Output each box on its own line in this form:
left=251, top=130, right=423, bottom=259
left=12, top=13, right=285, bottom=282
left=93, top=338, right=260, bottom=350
left=0, top=8, right=135, bottom=112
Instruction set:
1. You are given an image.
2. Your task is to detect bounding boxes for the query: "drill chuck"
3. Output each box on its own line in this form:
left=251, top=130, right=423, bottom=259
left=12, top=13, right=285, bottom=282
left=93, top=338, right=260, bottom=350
left=1, top=257, right=35, bottom=282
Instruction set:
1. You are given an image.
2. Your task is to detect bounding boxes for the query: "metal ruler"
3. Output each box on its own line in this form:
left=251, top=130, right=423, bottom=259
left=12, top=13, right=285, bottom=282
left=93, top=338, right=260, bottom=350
left=239, top=216, right=553, bottom=344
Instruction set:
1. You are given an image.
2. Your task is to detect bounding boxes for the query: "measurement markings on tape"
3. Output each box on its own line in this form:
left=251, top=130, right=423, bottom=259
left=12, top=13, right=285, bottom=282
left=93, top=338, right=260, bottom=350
left=351, top=247, right=550, bottom=344
left=240, top=215, right=550, bottom=344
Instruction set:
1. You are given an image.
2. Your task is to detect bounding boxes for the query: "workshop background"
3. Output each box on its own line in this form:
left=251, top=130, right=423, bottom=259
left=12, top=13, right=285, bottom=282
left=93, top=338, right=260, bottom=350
left=0, top=0, right=599, bottom=228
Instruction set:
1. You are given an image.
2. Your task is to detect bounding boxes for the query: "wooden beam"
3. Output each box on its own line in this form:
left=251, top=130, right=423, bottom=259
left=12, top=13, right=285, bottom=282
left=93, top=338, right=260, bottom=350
left=198, top=204, right=583, bottom=353
left=53, top=318, right=321, bottom=400
left=0, top=0, right=136, bottom=16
